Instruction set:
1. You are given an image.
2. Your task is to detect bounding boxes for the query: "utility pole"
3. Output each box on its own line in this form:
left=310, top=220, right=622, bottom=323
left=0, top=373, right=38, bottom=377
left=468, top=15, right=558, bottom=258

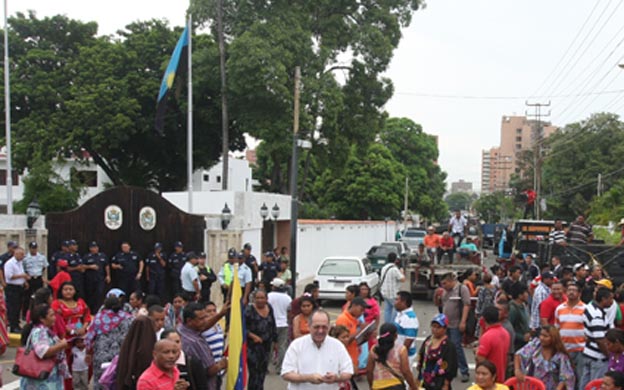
left=597, top=173, right=602, bottom=197
left=216, top=0, right=229, bottom=190
left=289, top=66, right=301, bottom=298
left=525, top=101, right=551, bottom=220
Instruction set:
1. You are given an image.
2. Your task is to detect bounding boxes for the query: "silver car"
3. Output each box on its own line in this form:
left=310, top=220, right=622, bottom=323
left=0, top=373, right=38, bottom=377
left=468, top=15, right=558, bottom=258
left=314, top=256, right=380, bottom=301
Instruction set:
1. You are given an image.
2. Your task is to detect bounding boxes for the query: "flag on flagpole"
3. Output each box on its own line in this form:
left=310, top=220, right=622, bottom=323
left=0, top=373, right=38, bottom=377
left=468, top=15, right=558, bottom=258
left=226, top=264, right=246, bottom=390
left=155, top=26, right=189, bottom=134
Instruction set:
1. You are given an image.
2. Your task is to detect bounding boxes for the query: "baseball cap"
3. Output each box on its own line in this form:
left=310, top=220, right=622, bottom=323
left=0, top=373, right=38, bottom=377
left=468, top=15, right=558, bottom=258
left=431, top=313, right=449, bottom=328
left=28, top=241, right=37, bottom=248
left=350, top=297, right=371, bottom=308
left=62, top=240, right=70, bottom=247
left=573, top=263, right=589, bottom=272
left=270, top=278, right=285, bottom=287
left=237, top=251, right=245, bottom=259
left=107, top=288, right=126, bottom=298
left=154, top=242, right=163, bottom=250
left=265, top=251, right=275, bottom=258
left=57, top=259, right=69, bottom=269
left=187, top=252, right=199, bottom=260
left=243, top=243, right=252, bottom=250
left=174, top=241, right=183, bottom=248
left=7, top=241, right=17, bottom=249
left=68, top=239, right=77, bottom=246
left=541, top=271, right=555, bottom=280
left=89, top=241, right=99, bottom=248
left=228, top=248, right=237, bottom=258
left=596, top=279, right=613, bottom=290
left=199, top=252, right=207, bottom=258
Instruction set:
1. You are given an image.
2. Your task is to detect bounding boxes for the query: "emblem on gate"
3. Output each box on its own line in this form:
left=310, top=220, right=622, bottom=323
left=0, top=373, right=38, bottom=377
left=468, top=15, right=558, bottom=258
left=104, top=205, right=123, bottom=230
left=139, top=206, right=156, bottom=231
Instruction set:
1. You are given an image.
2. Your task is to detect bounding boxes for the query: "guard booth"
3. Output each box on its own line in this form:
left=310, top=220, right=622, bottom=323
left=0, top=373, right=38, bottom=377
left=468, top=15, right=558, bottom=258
left=45, top=186, right=206, bottom=289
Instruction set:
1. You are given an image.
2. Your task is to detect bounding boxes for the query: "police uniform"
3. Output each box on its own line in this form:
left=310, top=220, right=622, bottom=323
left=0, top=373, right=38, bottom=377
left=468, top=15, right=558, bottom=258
left=146, top=244, right=167, bottom=295
left=67, top=242, right=85, bottom=299
left=195, top=253, right=217, bottom=302
left=23, top=242, right=48, bottom=314
left=111, top=250, right=142, bottom=295
left=48, top=241, right=70, bottom=279
left=82, top=242, right=109, bottom=313
left=259, top=253, right=280, bottom=287
left=168, top=244, right=187, bottom=295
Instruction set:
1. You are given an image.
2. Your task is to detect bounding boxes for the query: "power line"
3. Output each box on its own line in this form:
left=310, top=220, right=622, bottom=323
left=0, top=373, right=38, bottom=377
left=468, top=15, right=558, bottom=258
left=544, top=165, right=624, bottom=199
left=391, top=89, right=624, bottom=101
left=544, top=0, right=617, bottom=98
left=529, top=1, right=601, bottom=98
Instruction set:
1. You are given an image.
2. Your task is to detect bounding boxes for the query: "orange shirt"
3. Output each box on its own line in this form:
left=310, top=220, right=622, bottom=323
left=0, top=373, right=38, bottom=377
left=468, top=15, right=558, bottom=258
left=424, top=234, right=440, bottom=248
left=335, top=310, right=359, bottom=369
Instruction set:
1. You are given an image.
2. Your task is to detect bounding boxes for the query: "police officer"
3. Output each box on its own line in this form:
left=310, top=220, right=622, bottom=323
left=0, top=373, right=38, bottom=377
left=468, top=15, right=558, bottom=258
left=23, top=241, right=48, bottom=313
left=259, top=251, right=280, bottom=287
left=66, top=239, right=85, bottom=299
left=196, top=252, right=217, bottom=303
left=146, top=243, right=167, bottom=296
left=48, top=240, right=70, bottom=279
left=82, top=241, right=110, bottom=314
left=111, top=241, right=143, bottom=295
left=0, top=241, right=17, bottom=288
left=168, top=241, right=187, bottom=295
left=242, top=243, right=259, bottom=285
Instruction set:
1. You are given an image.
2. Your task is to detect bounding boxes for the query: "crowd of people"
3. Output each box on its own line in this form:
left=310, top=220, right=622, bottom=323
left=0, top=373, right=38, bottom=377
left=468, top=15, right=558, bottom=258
left=2, top=225, right=624, bottom=390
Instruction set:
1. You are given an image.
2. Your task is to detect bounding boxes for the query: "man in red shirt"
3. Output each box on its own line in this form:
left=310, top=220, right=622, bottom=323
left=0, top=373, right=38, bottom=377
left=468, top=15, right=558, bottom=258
left=522, top=189, right=536, bottom=219
left=476, top=305, right=510, bottom=382
left=539, top=281, right=567, bottom=326
left=439, top=231, right=455, bottom=264
left=137, top=339, right=188, bottom=390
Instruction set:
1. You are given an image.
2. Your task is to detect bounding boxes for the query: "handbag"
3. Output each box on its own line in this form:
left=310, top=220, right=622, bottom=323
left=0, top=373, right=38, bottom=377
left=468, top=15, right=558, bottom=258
left=379, top=361, right=407, bottom=390
left=12, top=329, right=56, bottom=380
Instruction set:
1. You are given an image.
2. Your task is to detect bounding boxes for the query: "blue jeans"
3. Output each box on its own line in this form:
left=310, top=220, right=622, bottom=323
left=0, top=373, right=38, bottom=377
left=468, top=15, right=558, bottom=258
left=383, top=296, right=396, bottom=324
left=569, top=351, right=584, bottom=390
left=580, top=356, right=608, bottom=390
left=447, top=327, right=468, bottom=376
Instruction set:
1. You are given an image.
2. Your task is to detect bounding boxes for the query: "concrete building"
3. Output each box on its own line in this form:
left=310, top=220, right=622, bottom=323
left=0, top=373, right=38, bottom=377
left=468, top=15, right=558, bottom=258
left=450, top=180, right=473, bottom=194
left=192, top=156, right=257, bottom=192
left=481, top=116, right=557, bottom=193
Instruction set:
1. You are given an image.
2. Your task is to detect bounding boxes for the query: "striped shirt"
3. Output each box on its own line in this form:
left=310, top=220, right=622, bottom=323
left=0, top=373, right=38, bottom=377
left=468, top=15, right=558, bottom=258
left=555, top=301, right=585, bottom=352
left=530, top=283, right=551, bottom=329
left=583, top=302, right=609, bottom=360
left=23, top=252, right=49, bottom=277
left=202, top=324, right=224, bottom=362
left=549, top=230, right=566, bottom=244
left=394, top=308, right=419, bottom=361
left=568, top=222, right=593, bottom=244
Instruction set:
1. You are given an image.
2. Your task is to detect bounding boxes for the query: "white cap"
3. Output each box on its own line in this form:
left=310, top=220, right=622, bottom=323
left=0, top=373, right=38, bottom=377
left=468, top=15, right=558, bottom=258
left=270, top=278, right=286, bottom=287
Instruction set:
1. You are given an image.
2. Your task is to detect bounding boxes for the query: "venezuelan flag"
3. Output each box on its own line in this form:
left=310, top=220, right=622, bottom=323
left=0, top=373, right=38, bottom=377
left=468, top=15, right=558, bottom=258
left=155, top=26, right=189, bottom=134
left=226, top=264, right=246, bottom=390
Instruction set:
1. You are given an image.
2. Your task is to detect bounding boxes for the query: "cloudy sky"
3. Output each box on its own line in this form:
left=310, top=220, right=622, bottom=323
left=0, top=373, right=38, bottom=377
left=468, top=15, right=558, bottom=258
left=13, top=0, right=624, bottom=190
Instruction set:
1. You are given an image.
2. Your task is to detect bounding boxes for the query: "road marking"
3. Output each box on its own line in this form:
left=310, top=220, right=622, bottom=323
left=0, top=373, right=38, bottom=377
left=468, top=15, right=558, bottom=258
left=3, top=379, right=20, bottom=390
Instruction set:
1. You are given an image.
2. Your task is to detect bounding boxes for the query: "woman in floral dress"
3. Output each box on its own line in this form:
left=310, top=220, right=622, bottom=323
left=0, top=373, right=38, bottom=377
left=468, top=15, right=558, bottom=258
left=20, top=304, right=70, bottom=390
left=245, top=289, right=277, bottom=390
left=85, top=296, right=133, bottom=389
left=514, top=325, right=575, bottom=390
left=416, top=313, right=458, bottom=390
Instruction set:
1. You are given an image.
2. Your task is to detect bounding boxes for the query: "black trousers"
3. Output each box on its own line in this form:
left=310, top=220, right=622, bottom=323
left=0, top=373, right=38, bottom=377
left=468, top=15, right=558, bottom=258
left=6, top=284, right=24, bottom=331
left=23, top=276, right=44, bottom=315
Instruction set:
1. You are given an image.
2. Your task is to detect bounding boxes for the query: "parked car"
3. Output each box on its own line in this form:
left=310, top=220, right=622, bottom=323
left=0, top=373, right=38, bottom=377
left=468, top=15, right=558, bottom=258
left=314, top=256, right=380, bottom=301
left=366, top=242, right=410, bottom=272
left=400, top=228, right=427, bottom=250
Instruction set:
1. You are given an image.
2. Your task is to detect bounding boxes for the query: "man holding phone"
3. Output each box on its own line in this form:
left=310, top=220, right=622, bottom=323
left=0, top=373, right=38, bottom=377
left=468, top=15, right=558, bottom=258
left=137, top=339, right=189, bottom=390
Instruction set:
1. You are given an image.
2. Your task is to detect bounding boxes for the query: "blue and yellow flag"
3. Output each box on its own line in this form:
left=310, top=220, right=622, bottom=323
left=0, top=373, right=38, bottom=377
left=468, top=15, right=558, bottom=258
left=155, top=26, right=189, bottom=134
left=226, top=264, right=246, bottom=390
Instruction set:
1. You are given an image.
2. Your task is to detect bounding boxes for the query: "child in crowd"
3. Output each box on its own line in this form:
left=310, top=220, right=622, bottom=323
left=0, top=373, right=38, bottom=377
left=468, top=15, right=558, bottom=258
left=330, top=325, right=353, bottom=390
left=71, top=337, right=89, bottom=390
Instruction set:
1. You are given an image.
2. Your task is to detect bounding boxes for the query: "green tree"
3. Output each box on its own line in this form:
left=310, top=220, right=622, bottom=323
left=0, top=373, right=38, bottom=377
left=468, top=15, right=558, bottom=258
left=380, top=117, right=447, bottom=220
left=14, top=161, right=83, bottom=214
left=2, top=13, right=244, bottom=191
left=541, top=113, right=624, bottom=220
left=588, top=178, right=624, bottom=225
left=473, top=192, right=517, bottom=223
left=444, top=192, right=474, bottom=212
left=316, top=144, right=405, bottom=219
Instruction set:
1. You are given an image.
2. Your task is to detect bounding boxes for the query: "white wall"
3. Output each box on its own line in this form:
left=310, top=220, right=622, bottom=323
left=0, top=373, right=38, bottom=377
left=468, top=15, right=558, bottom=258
left=296, top=221, right=387, bottom=282
left=193, top=157, right=253, bottom=192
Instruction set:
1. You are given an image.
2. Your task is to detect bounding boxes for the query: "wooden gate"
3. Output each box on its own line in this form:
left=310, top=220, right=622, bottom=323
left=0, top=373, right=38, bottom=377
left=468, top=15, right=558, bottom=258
left=45, top=186, right=206, bottom=259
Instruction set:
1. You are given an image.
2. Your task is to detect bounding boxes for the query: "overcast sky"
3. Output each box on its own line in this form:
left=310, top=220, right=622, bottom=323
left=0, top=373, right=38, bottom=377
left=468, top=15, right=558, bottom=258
left=13, top=0, right=624, bottom=191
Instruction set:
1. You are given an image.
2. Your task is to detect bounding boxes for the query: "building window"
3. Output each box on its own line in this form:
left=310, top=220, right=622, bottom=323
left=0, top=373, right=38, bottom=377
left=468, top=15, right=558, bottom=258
left=516, top=143, right=522, bottom=150
left=71, top=169, right=97, bottom=187
left=516, top=128, right=522, bottom=134
left=216, top=176, right=221, bottom=183
left=516, top=136, right=522, bottom=142
left=203, top=173, right=209, bottom=182
left=0, top=170, right=19, bottom=186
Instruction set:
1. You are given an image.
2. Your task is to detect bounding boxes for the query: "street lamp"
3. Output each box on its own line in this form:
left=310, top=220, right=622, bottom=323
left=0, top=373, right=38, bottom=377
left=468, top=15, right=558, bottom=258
left=271, top=203, right=280, bottom=220
left=221, top=203, right=232, bottom=230
left=26, top=198, right=41, bottom=229
left=619, top=63, right=624, bottom=69
left=260, top=202, right=269, bottom=220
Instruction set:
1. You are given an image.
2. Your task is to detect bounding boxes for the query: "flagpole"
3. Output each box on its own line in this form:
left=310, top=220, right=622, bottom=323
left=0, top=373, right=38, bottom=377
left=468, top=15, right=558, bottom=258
left=186, top=14, right=193, bottom=213
left=4, top=0, right=13, bottom=215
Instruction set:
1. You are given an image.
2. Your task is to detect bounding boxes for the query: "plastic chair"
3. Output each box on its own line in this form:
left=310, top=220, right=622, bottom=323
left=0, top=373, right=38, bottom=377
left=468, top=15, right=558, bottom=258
left=504, top=376, right=546, bottom=390
left=585, top=379, right=603, bottom=390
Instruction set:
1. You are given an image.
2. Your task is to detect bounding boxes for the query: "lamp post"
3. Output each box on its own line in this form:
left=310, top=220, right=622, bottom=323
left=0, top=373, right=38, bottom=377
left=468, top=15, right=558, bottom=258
left=271, top=203, right=280, bottom=249
left=260, top=203, right=269, bottom=220
left=384, top=217, right=389, bottom=241
left=26, top=198, right=41, bottom=229
left=221, top=203, right=232, bottom=230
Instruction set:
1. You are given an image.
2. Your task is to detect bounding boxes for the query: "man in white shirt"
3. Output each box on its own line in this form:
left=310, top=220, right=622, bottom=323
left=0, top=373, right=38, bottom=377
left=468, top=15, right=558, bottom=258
left=380, top=253, right=405, bottom=324
left=4, top=247, right=29, bottom=332
left=268, top=278, right=292, bottom=373
left=448, top=210, right=467, bottom=247
left=180, top=253, right=200, bottom=302
left=282, top=310, right=353, bottom=389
